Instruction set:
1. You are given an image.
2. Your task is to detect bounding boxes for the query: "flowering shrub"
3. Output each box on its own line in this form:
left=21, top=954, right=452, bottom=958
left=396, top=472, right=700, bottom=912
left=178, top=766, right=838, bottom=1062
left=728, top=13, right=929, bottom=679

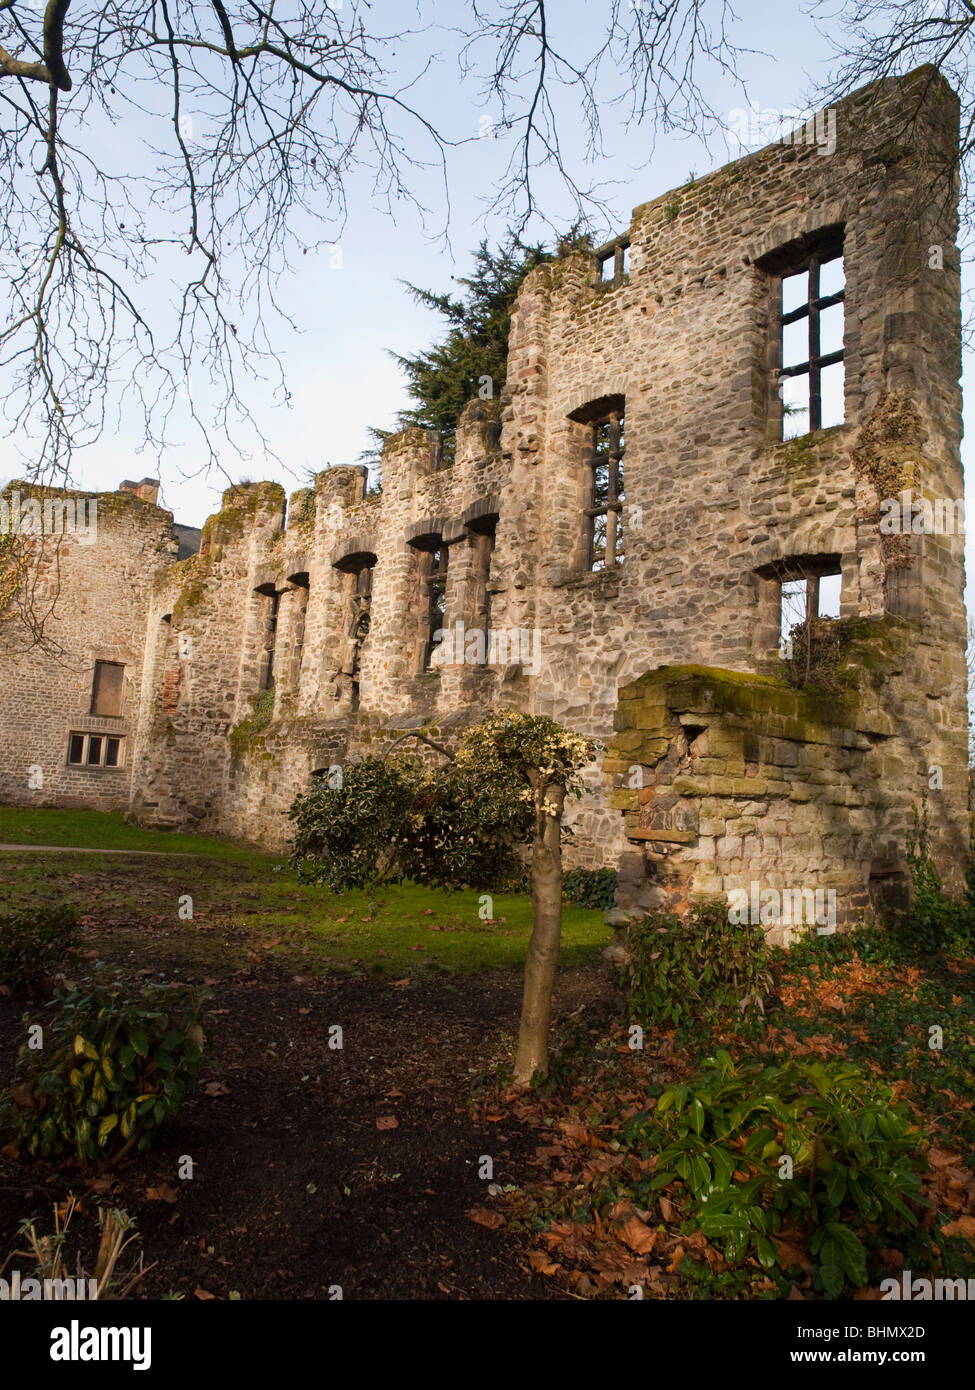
left=289, top=750, right=531, bottom=891
left=288, top=714, right=598, bottom=894
left=453, top=712, right=596, bottom=806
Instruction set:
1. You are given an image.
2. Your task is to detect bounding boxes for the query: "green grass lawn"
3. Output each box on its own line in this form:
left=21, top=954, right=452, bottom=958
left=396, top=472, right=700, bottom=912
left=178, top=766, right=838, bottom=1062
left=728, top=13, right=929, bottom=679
left=0, top=805, right=257, bottom=859
left=0, top=806, right=610, bottom=975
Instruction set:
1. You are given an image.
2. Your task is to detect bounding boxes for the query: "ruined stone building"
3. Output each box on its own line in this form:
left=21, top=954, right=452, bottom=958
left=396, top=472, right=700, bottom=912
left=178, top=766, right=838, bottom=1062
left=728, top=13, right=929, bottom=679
left=0, top=67, right=968, bottom=939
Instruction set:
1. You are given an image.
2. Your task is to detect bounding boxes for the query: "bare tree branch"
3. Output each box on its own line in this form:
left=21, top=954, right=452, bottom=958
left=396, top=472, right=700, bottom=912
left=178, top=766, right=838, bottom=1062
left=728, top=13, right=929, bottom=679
left=0, top=0, right=757, bottom=644
left=811, top=1, right=974, bottom=333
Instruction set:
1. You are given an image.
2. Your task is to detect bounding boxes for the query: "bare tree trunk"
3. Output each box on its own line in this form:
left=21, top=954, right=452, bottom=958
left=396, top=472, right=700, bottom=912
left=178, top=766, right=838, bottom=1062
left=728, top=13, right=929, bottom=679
left=513, top=779, right=566, bottom=1085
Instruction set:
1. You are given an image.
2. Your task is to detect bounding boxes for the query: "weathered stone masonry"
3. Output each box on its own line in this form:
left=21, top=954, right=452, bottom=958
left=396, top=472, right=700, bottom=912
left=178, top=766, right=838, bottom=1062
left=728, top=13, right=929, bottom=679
left=0, top=67, right=968, bottom=935
left=0, top=479, right=178, bottom=811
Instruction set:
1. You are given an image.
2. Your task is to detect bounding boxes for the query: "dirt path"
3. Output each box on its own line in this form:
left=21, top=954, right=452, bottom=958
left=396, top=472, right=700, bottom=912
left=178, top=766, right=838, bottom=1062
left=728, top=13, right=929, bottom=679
left=0, top=844, right=197, bottom=855
left=0, top=965, right=610, bottom=1300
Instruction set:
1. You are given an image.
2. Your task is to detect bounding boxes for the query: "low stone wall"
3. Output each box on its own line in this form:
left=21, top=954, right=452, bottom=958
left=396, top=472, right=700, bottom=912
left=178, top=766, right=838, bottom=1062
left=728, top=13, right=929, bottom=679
left=603, top=658, right=926, bottom=945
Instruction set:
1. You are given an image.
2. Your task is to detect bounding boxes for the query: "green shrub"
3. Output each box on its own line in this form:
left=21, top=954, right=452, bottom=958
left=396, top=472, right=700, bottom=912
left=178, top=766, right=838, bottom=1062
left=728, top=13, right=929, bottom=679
left=413, top=754, right=534, bottom=889
left=0, top=974, right=208, bottom=1166
left=621, top=901, right=773, bottom=1034
left=624, top=1053, right=924, bottom=1296
left=497, top=863, right=531, bottom=895
left=777, top=920, right=903, bottom=974
left=562, top=867, right=617, bottom=911
left=0, top=905, right=80, bottom=993
left=289, top=756, right=422, bottom=890
left=902, top=803, right=974, bottom=955
left=289, top=752, right=532, bottom=892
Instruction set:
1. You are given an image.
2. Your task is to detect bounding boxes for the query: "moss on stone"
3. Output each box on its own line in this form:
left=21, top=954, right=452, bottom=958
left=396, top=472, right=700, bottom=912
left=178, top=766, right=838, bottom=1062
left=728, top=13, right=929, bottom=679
left=229, top=687, right=276, bottom=753
left=171, top=557, right=207, bottom=621
left=873, top=138, right=913, bottom=167
left=778, top=430, right=820, bottom=472
left=171, top=482, right=286, bottom=621
left=619, top=663, right=861, bottom=744
left=204, top=481, right=285, bottom=549
left=288, top=488, right=316, bottom=528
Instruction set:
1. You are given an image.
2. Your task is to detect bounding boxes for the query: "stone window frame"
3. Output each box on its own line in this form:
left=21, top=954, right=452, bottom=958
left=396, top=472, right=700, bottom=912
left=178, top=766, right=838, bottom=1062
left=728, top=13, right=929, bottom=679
left=254, top=582, right=281, bottom=691
left=421, top=545, right=449, bottom=670
left=754, top=553, right=844, bottom=658
left=285, top=571, right=310, bottom=687
left=67, top=731, right=124, bottom=769
left=594, top=235, right=631, bottom=291
left=351, top=564, right=373, bottom=635
left=90, top=659, right=125, bottom=717
left=758, top=224, right=845, bottom=439
left=330, top=541, right=377, bottom=709
left=405, top=521, right=451, bottom=674
left=462, top=497, right=499, bottom=639
left=569, top=395, right=626, bottom=571
left=347, top=562, right=375, bottom=707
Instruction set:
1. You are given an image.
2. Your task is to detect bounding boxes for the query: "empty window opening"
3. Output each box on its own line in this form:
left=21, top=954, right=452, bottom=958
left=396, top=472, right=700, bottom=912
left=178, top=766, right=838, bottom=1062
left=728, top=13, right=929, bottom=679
left=349, top=562, right=375, bottom=710
left=778, top=567, right=842, bottom=651
left=586, top=411, right=625, bottom=570
left=596, top=238, right=630, bottom=290
left=778, top=244, right=845, bottom=437
left=468, top=517, right=497, bottom=637
left=817, top=571, right=842, bottom=618
left=331, top=550, right=376, bottom=709
left=287, top=573, right=310, bottom=687
left=90, top=660, right=124, bottom=717
left=424, top=546, right=448, bottom=669
left=780, top=579, right=808, bottom=646
left=255, top=585, right=280, bottom=691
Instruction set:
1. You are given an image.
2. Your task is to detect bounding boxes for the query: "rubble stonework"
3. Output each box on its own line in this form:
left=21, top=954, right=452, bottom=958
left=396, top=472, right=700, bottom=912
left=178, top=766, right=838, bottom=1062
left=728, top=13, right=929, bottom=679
left=603, top=651, right=957, bottom=945
left=0, top=67, right=968, bottom=930
left=0, top=485, right=179, bottom=811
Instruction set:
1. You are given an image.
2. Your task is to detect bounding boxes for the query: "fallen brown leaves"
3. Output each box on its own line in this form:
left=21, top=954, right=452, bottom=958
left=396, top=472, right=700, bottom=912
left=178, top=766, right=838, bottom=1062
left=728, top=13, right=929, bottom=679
left=475, top=1028, right=701, bottom=1298
left=145, top=1183, right=179, bottom=1204
left=772, top=1235, right=812, bottom=1272
left=941, top=1216, right=975, bottom=1239
left=468, top=950, right=975, bottom=1300
left=468, top=1207, right=505, bottom=1230
left=619, top=1214, right=657, bottom=1255
left=527, top=1250, right=560, bottom=1275
left=923, top=1145, right=975, bottom=1223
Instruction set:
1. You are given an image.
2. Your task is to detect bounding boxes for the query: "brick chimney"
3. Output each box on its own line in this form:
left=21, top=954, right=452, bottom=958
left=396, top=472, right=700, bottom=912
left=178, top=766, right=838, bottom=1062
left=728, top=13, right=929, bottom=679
left=119, top=477, right=160, bottom=506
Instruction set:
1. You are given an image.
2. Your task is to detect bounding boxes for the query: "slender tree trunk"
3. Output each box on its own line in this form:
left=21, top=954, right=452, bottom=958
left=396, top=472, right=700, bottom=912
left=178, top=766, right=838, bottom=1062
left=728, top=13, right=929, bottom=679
left=513, top=779, right=566, bottom=1085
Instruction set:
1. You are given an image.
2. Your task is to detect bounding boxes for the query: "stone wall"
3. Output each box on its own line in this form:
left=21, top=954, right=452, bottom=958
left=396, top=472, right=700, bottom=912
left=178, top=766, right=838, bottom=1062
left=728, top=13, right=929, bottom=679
left=0, top=66, right=967, bottom=912
left=603, top=636, right=959, bottom=942
left=0, top=484, right=178, bottom=811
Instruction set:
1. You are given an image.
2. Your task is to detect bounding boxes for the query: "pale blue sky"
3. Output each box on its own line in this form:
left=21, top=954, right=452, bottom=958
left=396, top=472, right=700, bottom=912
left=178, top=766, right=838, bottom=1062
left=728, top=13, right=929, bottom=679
left=38, top=1, right=975, bottom=612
